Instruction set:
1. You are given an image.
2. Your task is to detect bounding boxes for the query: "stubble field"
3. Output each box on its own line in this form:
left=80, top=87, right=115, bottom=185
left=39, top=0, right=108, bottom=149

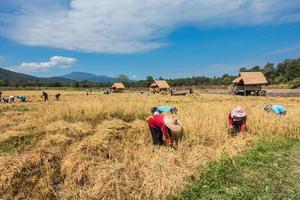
left=0, top=90, right=299, bottom=199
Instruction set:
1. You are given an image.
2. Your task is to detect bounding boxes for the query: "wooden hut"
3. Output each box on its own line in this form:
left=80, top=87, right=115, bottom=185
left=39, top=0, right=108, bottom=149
left=232, top=72, right=268, bottom=96
left=150, top=80, right=170, bottom=93
left=111, top=83, right=125, bottom=93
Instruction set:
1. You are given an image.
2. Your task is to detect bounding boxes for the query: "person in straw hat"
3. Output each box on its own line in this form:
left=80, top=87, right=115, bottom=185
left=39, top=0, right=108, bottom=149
left=146, top=114, right=182, bottom=146
left=228, top=106, right=247, bottom=135
left=9, top=95, right=15, bottom=103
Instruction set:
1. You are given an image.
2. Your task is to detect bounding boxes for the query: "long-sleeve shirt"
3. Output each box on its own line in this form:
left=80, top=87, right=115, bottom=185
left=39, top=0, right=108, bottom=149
left=271, top=105, right=286, bottom=115
left=146, top=114, right=174, bottom=144
left=18, top=96, right=26, bottom=102
left=154, top=106, right=175, bottom=115
left=228, top=113, right=246, bottom=133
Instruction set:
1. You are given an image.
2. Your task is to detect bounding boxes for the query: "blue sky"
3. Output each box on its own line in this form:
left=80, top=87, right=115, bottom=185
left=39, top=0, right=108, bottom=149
left=0, top=0, right=300, bottom=79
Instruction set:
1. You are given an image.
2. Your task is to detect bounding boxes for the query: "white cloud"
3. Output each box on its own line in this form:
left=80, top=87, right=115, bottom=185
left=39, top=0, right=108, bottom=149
left=132, top=75, right=138, bottom=79
left=1, top=0, right=300, bottom=53
left=268, top=44, right=300, bottom=55
left=9, top=56, right=77, bottom=72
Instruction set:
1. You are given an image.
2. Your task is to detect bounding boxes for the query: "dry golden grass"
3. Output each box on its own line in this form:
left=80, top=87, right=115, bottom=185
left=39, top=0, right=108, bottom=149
left=0, top=90, right=299, bottom=199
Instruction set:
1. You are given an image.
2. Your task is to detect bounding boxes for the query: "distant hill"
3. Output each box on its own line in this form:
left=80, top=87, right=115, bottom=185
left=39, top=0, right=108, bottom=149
left=0, top=67, right=39, bottom=81
left=0, top=67, right=74, bottom=84
left=41, top=76, right=75, bottom=84
left=61, top=72, right=117, bottom=83
left=0, top=68, right=117, bottom=87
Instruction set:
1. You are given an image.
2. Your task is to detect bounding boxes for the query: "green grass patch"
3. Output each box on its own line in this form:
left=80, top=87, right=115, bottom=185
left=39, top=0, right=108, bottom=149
left=14, top=105, right=30, bottom=112
left=0, top=105, right=30, bottom=113
left=0, top=132, right=38, bottom=154
left=172, top=139, right=300, bottom=200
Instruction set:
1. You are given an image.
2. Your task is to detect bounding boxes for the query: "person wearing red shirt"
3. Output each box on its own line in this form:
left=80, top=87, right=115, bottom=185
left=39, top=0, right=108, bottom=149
left=228, top=106, right=246, bottom=135
left=146, top=114, right=182, bottom=146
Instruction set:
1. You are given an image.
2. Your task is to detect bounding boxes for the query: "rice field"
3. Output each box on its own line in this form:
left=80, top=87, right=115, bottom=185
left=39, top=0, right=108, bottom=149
left=0, top=90, right=299, bottom=199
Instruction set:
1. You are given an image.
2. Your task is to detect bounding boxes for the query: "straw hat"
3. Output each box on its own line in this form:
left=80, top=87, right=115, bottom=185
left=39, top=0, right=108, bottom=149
left=231, top=106, right=246, bottom=118
left=163, top=116, right=182, bottom=133
left=264, top=104, right=272, bottom=112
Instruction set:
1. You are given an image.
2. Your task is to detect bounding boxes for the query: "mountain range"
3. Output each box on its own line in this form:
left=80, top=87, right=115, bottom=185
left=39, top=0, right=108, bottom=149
left=61, top=72, right=117, bottom=83
left=0, top=68, right=117, bottom=83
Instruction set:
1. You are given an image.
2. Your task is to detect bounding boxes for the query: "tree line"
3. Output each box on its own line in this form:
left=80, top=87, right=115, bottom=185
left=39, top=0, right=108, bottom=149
left=239, top=58, right=300, bottom=85
left=121, top=58, right=300, bottom=88
left=0, top=58, right=299, bottom=88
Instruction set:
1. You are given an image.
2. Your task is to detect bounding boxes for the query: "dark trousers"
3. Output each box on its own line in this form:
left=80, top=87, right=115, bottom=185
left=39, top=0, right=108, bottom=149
left=149, top=126, right=163, bottom=145
left=232, top=124, right=241, bottom=133
left=229, top=122, right=244, bottom=135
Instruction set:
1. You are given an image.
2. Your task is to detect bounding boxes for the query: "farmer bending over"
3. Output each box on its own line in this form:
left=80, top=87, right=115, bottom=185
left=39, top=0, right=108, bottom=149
left=151, top=106, right=178, bottom=115
left=228, top=106, right=246, bottom=135
left=146, top=114, right=182, bottom=146
left=17, top=96, right=26, bottom=102
left=2, top=97, right=9, bottom=103
left=41, top=91, right=49, bottom=102
left=54, top=93, right=61, bottom=101
left=9, top=96, right=15, bottom=103
left=264, top=104, right=286, bottom=116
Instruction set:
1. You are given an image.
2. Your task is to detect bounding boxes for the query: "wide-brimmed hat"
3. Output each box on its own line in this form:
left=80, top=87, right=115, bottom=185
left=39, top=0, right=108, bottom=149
left=231, top=106, right=246, bottom=118
left=163, top=116, right=182, bottom=133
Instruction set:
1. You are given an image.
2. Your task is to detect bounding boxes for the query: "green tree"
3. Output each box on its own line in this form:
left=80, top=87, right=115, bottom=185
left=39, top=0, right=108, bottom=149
left=249, top=66, right=261, bottom=72
left=145, top=76, right=154, bottom=87
left=117, top=74, right=129, bottom=85
left=262, top=62, right=275, bottom=83
left=72, top=81, right=80, bottom=88
left=239, top=67, right=247, bottom=72
left=290, top=77, right=300, bottom=89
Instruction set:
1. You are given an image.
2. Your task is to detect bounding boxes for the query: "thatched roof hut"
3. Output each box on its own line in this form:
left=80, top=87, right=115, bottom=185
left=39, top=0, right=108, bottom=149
left=232, top=72, right=268, bottom=96
left=150, top=80, right=170, bottom=89
left=111, top=83, right=125, bottom=91
left=232, top=72, right=268, bottom=85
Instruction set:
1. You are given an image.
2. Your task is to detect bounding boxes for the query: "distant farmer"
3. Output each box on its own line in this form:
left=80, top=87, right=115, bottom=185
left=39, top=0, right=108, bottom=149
left=151, top=106, right=178, bottom=115
left=0, top=90, right=2, bottom=100
left=9, top=96, right=15, bottom=103
left=228, top=106, right=247, bottom=135
left=146, top=114, right=182, bottom=146
left=264, top=104, right=286, bottom=116
left=41, top=91, right=49, bottom=102
left=103, top=89, right=110, bottom=94
left=17, top=96, right=26, bottom=102
left=170, top=88, right=176, bottom=96
left=2, top=97, right=9, bottom=103
left=86, top=90, right=92, bottom=96
left=54, top=93, right=61, bottom=101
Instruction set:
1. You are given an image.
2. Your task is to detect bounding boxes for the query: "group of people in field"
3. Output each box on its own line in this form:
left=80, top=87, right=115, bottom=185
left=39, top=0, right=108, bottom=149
left=0, top=88, right=288, bottom=148
left=0, top=91, right=27, bottom=103
left=39, top=91, right=61, bottom=102
left=0, top=90, right=61, bottom=103
left=146, top=104, right=287, bottom=147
